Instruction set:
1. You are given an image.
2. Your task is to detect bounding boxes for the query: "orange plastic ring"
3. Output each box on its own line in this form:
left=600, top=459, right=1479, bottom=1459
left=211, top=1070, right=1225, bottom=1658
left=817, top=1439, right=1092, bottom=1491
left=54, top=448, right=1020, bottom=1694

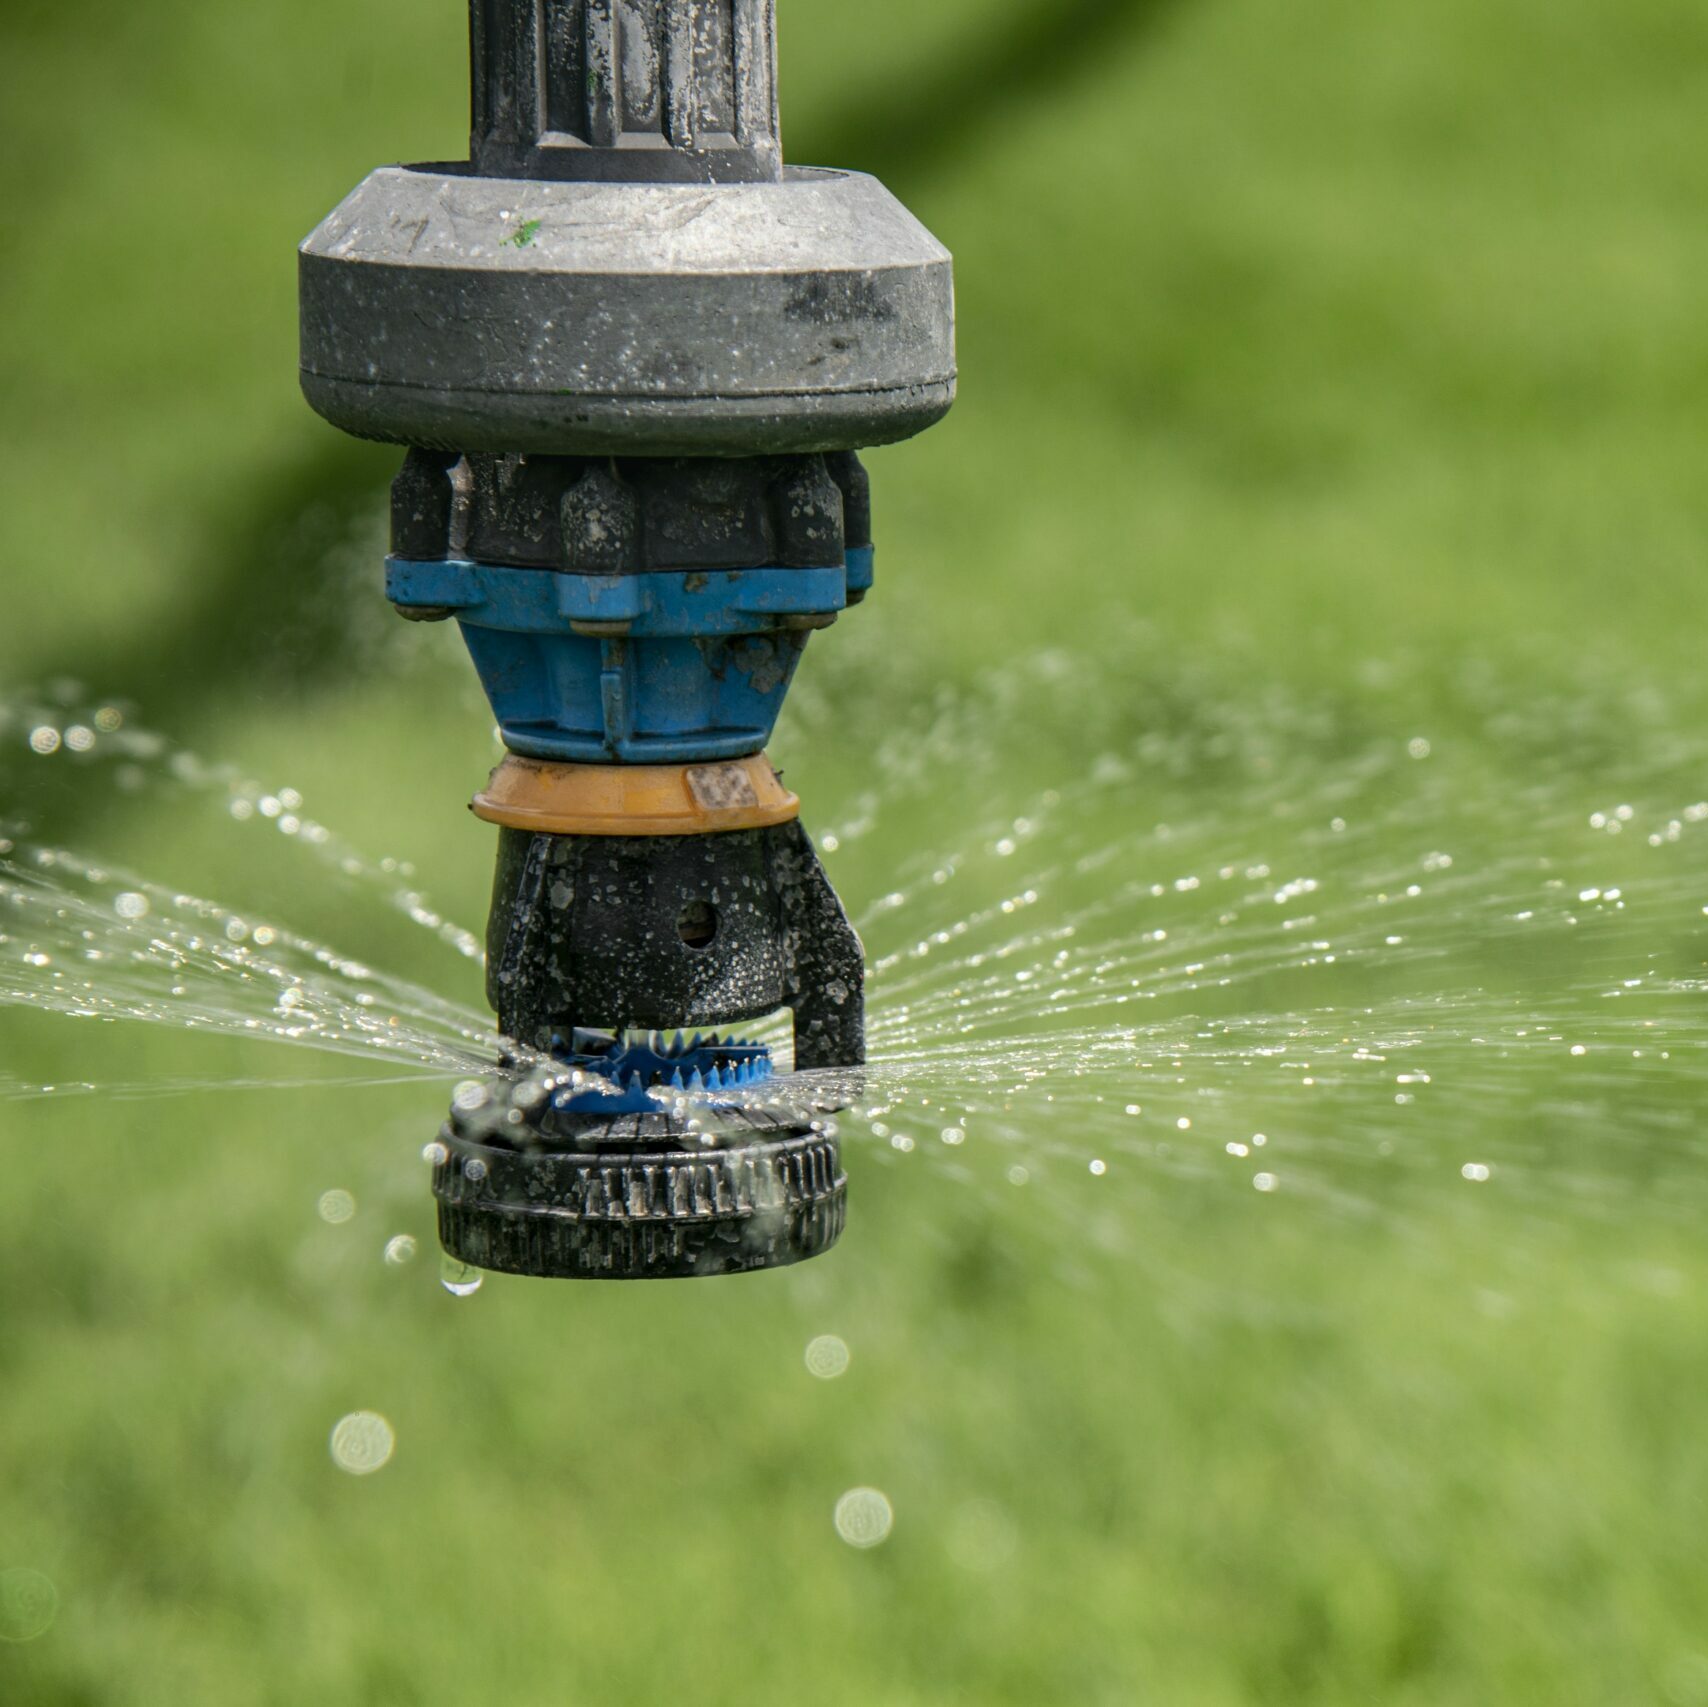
left=471, top=753, right=801, bottom=837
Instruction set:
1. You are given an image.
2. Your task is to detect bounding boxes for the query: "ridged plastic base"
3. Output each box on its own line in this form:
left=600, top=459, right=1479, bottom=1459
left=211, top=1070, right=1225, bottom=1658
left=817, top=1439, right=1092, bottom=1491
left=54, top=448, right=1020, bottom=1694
left=433, top=1130, right=846, bottom=1280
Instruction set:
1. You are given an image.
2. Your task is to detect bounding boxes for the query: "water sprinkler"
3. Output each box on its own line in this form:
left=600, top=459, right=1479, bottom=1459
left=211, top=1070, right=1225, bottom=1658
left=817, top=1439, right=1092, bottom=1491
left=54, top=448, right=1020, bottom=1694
left=300, top=0, right=955, bottom=1277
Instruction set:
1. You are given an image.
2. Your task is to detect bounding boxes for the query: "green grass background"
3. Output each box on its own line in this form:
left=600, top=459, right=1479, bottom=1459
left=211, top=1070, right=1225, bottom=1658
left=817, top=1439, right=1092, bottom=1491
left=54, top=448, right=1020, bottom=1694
left=3, top=0, right=1708, bottom=1701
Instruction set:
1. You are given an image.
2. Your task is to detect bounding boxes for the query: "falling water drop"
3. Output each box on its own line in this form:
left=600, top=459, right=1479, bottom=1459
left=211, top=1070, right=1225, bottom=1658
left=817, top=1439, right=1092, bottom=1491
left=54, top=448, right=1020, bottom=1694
left=317, top=1189, right=356, bottom=1225
left=834, top=1488, right=894, bottom=1549
left=804, top=1336, right=851, bottom=1380
left=329, top=1411, right=396, bottom=1476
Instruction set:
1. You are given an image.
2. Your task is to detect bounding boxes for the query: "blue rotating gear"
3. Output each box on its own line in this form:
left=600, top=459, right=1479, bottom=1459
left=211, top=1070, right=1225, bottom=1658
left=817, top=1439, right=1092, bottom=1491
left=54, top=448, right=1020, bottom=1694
left=550, top=1030, right=776, bottom=1116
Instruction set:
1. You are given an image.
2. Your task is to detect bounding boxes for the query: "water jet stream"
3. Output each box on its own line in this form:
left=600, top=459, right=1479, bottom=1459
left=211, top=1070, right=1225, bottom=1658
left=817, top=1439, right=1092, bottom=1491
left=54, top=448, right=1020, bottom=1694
left=4, top=665, right=1708, bottom=1254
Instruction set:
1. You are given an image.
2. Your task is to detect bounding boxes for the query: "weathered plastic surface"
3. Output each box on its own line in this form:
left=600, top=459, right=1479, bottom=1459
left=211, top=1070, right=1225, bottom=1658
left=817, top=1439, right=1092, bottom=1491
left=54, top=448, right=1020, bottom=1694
left=300, top=0, right=953, bottom=454
left=300, top=167, right=955, bottom=455
left=435, top=1126, right=847, bottom=1281
left=470, top=0, right=785, bottom=184
left=486, top=822, right=865, bottom=1070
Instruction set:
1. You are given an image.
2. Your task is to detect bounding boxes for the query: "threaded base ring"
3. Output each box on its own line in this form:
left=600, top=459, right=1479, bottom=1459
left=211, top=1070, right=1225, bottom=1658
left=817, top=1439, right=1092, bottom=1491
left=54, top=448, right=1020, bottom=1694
left=433, top=1129, right=846, bottom=1280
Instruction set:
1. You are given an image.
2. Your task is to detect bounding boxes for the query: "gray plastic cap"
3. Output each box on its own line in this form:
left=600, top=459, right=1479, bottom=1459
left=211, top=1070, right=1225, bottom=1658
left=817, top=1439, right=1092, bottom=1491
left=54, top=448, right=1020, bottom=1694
left=299, top=165, right=955, bottom=455
left=300, top=0, right=955, bottom=456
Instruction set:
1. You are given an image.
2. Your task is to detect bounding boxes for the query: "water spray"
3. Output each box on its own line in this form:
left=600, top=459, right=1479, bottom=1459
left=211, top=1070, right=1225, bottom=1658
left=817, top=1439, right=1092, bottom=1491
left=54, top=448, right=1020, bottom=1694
left=299, top=1, right=955, bottom=1278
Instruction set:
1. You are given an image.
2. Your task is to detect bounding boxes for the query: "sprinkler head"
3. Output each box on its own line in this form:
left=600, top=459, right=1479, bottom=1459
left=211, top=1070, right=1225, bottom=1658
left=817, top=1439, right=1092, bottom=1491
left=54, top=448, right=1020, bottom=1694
left=433, top=1035, right=847, bottom=1279
left=299, top=0, right=954, bottom=1278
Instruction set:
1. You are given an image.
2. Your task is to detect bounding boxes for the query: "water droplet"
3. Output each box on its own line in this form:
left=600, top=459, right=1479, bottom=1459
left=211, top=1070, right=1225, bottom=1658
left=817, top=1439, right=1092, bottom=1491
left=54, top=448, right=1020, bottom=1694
left=422, top=1141, right=449, bottom=1167
left=0, top=1568, right=58, bottom=1642
left=328, top=1411, right=395, bottom=1475
left=463, top=1157, right=488, bottom=1183
left=804, top=1335, right=851, bottom=1380
left=440, top=1255, right=484, bottom=1297
left=834, top=1488, right=894, bottom=1550
left=27, top=727, right=61, bottom=755
left=317, top=1189, right=356, bottom=1225
left=113, top=892, right=149, bottom=921
left=1088, top=1159, right=1108, bottom=1177
left=1462, top=1163, right=1492, bottom=1183
left=1253, top=1173, right=1279, bottom=1193
left=383, top=1234, right=418, bottom=1267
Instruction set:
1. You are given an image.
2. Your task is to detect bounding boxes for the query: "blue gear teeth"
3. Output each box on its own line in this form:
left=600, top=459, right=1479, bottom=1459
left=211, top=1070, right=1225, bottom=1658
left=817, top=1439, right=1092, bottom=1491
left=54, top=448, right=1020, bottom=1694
left=549, top=1031, right=775, bottom=1115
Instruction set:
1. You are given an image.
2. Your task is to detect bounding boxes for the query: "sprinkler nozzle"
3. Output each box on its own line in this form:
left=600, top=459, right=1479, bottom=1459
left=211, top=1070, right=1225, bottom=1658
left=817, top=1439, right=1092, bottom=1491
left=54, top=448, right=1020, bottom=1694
left=299, top=0, right=954, bottom=1278
left=432, top=1038, right=847, bottom=1280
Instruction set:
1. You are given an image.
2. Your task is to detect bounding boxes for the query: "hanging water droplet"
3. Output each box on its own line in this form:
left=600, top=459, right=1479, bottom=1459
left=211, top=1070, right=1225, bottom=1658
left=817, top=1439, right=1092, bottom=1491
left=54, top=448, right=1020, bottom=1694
left=440, top=1255, right=484, bottom=1297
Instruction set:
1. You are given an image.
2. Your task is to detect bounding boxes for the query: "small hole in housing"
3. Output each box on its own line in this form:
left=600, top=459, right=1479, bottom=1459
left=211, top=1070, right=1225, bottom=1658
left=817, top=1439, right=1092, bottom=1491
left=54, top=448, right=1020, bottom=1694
left=677, top=900, right=719, bottom=950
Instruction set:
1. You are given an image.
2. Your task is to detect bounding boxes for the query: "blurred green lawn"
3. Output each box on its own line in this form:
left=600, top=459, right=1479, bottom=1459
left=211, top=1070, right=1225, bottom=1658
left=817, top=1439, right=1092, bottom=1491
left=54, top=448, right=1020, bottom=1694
left=3, top=0, right=1708, bottom=1702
